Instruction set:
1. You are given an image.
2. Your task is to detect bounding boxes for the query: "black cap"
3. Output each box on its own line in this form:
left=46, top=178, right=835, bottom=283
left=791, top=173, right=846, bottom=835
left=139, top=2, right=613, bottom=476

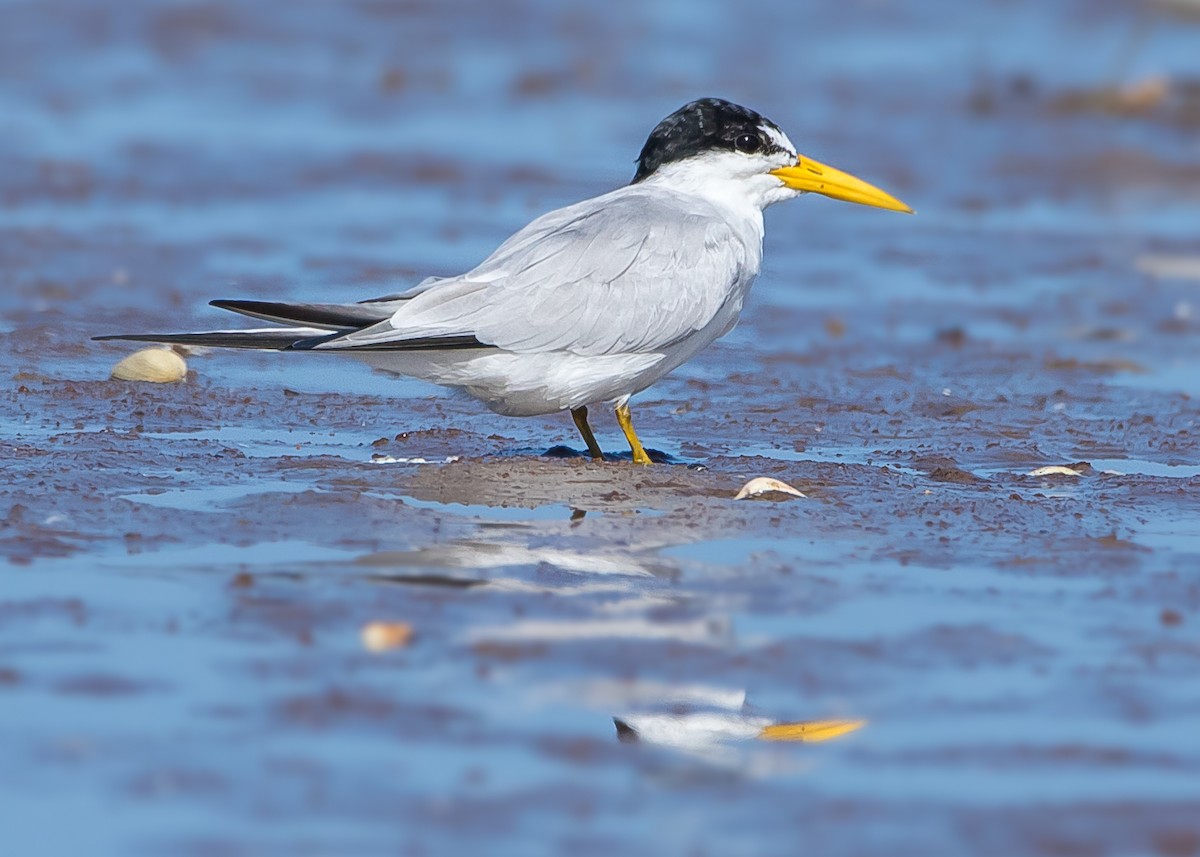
left=632, top=98, right=788, bottom=183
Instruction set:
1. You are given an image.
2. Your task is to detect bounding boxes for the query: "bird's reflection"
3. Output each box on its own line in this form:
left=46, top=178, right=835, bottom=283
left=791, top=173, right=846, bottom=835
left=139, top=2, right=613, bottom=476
left=547, top=679, right=864, bottom=772
left=614, top=710, right=864, bottom=749
left=356, top=536, right=676, bottom=580
left=611, top=688, right=863, bottom=764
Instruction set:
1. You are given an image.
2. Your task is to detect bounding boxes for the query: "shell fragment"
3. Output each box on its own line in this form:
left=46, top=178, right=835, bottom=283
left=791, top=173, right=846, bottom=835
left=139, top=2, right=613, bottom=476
left=734, top=477, right=806, bottom=500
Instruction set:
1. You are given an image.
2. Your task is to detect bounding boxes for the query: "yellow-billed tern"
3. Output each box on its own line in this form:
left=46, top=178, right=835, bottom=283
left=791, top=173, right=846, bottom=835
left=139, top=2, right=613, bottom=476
left=98, top=98, right=911, bottom=464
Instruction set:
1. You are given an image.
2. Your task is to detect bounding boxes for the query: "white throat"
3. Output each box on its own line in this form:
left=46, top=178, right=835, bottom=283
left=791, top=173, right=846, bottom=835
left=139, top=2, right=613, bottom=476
left=637, top=150, right=801, bottom=221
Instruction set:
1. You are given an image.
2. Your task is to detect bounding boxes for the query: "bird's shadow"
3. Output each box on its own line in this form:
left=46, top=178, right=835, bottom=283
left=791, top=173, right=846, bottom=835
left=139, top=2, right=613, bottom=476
left=537, top=445, right=692, bottom=466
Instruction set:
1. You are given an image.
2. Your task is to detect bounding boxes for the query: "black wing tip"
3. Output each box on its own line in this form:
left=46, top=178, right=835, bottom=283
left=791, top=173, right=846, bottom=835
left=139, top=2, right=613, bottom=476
left=93, top=334, right=150, bottom=342
left=92, top=331, right=321, bottom=350
left=210, top=298, right=395, bottom=329
left=93, top=330, right=491, bottom=352
left=210, top=298, right=273, bottom=313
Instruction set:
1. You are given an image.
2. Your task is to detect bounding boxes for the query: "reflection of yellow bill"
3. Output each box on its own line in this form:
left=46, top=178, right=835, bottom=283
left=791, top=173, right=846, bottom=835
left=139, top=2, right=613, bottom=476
left=758, top=718, right=867, bottom=743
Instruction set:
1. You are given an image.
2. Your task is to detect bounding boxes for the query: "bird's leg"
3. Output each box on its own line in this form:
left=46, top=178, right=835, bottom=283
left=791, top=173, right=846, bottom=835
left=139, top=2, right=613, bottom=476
left=570, top=406, right=604, bottom=460
left=614, top=402, right=652, bottom=465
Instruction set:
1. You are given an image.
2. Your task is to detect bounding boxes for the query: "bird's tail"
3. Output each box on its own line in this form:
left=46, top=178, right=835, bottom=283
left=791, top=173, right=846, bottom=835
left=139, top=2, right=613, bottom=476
left=94, top=296, right=497, bottom=357
left=92, top=327, right=333, bottom=350
left=92, top=298, right=399, bottom=351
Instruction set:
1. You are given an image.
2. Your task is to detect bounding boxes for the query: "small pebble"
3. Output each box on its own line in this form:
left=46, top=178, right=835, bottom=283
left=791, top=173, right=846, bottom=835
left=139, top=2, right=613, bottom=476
left=361, top=621, right=415, bottom=652
left=111, top=348, right=187, bottom=383
left=734, top=477, right=805, bottom=500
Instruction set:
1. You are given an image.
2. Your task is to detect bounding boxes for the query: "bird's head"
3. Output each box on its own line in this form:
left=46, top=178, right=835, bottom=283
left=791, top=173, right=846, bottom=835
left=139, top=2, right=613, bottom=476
left=632, top=98, right=911, bottom=215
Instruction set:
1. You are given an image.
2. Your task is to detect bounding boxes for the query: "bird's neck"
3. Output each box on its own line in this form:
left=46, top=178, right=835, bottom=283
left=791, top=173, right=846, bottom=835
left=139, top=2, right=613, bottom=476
left=639, top=168, right=768, bottom=242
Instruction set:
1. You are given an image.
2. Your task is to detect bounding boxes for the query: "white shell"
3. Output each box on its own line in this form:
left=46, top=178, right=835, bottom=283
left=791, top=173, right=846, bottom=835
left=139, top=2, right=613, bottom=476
left=733, top=477, right=806, bottom=500
left=1028, top=465, right=1084, bottom=477
left=110, top=348, right=188, bottom=383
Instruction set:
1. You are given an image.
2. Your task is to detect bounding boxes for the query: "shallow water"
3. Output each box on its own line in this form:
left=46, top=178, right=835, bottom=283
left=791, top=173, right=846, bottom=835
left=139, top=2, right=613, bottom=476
left=3, top=1, right=1200, bottom=855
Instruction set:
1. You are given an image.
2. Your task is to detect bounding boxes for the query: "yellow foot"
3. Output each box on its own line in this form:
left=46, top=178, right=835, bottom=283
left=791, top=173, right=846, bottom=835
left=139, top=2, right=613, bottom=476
left=614, top=403, right=652, bottom=465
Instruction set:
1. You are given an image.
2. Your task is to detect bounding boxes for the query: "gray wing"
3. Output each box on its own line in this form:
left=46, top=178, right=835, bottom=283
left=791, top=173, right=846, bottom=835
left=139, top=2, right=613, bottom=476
left=316, top=188, right=752, bottom=357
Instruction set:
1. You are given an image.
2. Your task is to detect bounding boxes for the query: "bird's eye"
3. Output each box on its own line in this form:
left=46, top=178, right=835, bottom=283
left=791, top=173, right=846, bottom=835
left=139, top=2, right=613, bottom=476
left=734, top=133, right=762, bottom=154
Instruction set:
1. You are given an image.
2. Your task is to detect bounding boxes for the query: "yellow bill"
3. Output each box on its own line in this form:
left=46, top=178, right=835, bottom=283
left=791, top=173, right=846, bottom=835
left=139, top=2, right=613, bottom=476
left=771, top=156, right=912, bottom=213
left=758, top=718, right=867, bottom=743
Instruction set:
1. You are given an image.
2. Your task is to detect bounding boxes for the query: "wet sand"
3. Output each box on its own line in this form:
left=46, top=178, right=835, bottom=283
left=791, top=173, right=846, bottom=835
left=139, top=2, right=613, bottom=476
left=3, top=1, right=1200, bottom=855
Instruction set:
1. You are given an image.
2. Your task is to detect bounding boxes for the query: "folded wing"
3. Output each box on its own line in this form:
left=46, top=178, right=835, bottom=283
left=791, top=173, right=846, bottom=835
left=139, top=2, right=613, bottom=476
left=315, top=188, right=750, bottom=357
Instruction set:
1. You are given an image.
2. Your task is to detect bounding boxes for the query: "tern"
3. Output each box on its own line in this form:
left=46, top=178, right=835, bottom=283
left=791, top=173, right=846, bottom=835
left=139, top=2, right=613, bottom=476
left=98, top=98, right=911, bottom=464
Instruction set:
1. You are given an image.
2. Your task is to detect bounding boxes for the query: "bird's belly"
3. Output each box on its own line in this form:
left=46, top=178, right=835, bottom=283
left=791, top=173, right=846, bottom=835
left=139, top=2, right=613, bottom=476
left=354, top=277, right=751, bottom=416
left=355, top=350, right=665, bottom=416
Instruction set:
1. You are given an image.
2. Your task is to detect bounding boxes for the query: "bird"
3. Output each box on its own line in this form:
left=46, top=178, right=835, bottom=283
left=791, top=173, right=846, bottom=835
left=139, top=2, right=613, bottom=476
left=97, top=98, right=911, bottom=464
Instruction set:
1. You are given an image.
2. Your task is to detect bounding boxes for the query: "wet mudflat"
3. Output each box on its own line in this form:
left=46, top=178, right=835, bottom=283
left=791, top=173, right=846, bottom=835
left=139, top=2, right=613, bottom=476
left=3, top=1, right=1200, bottom=855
